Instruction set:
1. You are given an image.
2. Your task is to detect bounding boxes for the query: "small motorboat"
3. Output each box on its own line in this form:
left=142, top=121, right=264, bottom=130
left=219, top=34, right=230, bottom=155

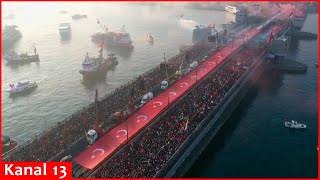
left=284, top=120, right=307, bottom=129
left=315, top=62, right=318, bottom=67
left=72, top=14, right=87, bottom=19
left=2, top=135, right=18, bottom=154
left=146, top=34, right=154, bottom=43
left=7, top=80, right=38, bottom=94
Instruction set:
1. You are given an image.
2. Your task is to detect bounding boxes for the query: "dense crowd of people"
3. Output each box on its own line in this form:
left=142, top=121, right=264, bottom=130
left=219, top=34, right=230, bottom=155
left=3, top=43, right=212, bottom=162
left=93, top=42, right=267, bottom=177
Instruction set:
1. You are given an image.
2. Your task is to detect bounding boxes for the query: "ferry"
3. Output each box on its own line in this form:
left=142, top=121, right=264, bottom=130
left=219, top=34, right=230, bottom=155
left=59, top=23, right=71, bottom=37
left=7, top=80, right=38, bottom=94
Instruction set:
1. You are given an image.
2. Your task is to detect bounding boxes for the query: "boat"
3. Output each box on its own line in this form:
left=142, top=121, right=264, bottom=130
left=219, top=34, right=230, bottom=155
left=7, top=80, right=38, bottom=94
left=146, top=34, right=154, bottom=43
left=4, top=45, right=39, bottom=64
left=225, top=5, right=239, bottom=14
left=91, top=22, right=134, bottom=49
left=2, top=136, right=18, bottom=155
left=59, top=23, right=71, bottom=38
left=79, top=46, right=118, bottom=79
left=315, top=62, right=318, bottom=67
left=72, top=14, right=87, bottom=20
left=2, top=25, right=22, bottom=49
left=284, top=120, right=307, bottom=129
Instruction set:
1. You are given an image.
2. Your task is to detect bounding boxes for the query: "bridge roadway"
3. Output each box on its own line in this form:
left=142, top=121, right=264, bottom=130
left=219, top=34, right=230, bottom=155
left=76, top=24, right=290, bottom=177
left=86, top=21, right=291, bottom=177
left=70, top=24, right=259, bottom=177
left=74, top=27, right=262, bottom=169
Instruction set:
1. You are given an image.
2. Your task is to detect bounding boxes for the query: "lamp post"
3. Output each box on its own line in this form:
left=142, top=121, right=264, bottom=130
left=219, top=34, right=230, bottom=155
left=125, top=123, right=128, bottom=140
left=194, top=68, right=197, bottom=82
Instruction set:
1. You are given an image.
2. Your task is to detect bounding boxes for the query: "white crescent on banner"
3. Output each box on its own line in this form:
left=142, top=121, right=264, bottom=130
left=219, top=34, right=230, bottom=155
left=168, top=92, right=176, bottom=97
left=91, top=148, right=105, bottom=159
left=136, top=115, right=147, bottom=122
left=199, top=68, right=207, bottom=72
left=190, top=75, right=196, bottom=80
left=116, top=130, right=128, bottom=138
left=153, top=101, right=163, bottom=108
left=208, top=62, right=215, bottom=66
left=180, top=82, right=188, bottom=87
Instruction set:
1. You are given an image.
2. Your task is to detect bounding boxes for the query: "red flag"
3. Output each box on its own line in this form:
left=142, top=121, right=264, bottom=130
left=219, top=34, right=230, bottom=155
left=98, top=41, right=103, bottom=48
left=208, top=23, right=215, bottom=29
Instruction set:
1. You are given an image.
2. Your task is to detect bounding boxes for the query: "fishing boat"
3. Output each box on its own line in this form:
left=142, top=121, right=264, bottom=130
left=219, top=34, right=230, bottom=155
left=2, top=136, right=18, bottom=155
left=79, top=45, right=118, bottom=79
left=4, top=45, right=39, bottom=64
left=7, top=80, right=38, bottom=94
left=91, top=20, right=134, bottom=49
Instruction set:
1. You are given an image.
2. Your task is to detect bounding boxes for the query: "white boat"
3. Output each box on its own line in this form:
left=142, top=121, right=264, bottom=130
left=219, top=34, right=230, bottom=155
left=146, top=34, right=154, bottom=43
left=59, top=23, right=71, bottom=37
left=225, top=5, right=239, bottom=14
left=81, top=53, right=98, bottom=73
left=284, top=120, right=307, bottom=129
left=7, top=80, right=38, bottom=94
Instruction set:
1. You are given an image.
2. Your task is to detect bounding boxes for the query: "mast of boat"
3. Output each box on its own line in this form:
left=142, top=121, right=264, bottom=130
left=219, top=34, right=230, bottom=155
left=97, top=18, right=107, bottom=59
left=97, top=18, right=107, bottom=33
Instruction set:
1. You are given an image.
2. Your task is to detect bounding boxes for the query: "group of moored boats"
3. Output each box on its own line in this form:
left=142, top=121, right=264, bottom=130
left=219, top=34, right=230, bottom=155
left=4, top=18, right=156, bottom=94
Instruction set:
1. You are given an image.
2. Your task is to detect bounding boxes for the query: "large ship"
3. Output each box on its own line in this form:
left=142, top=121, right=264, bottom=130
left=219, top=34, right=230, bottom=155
left=2, top=25, right=22, bottom=50
left=91, top=20, right=134, bottom=49
left=79, top=44, right=118, bottom=79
